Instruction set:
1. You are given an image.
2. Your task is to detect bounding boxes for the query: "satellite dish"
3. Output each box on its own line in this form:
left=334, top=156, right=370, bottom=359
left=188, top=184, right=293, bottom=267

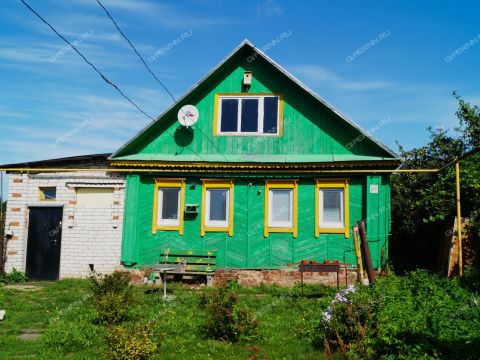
left=177, top=105, right=199, bottom=127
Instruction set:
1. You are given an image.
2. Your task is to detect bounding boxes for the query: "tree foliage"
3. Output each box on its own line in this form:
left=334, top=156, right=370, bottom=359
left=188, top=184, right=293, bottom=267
left=390, top=92, right=480, bottom=273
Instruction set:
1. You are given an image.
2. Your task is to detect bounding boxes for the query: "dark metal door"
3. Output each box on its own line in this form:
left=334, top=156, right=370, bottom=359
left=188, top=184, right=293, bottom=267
left=26, top=207, right=62, bottom=280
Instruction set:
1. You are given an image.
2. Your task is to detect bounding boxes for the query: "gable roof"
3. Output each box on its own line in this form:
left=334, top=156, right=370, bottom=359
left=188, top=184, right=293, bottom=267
left=109, top=39, right=399, bottom=161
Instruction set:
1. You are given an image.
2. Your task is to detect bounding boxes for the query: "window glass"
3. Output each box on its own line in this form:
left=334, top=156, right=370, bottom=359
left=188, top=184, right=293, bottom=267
left=240, top=98, right=259, bottom=132
left=40, top=187, right=56, bottom=200
left=269, top=189, right=292, bottom=226
left=220, top=99, right=238, bottom=132
left=159, top=188, right=180, bottom=223
left=320, top=189, right=344, bottom=227
left=263, top=96, right=279, bottom=133
left=208, top=189, right=228, bottom=221
left=218, top=95, right=280, bottom=135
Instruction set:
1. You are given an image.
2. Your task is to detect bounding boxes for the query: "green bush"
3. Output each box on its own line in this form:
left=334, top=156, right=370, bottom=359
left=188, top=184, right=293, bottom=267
left=200, top=287, right=259, bottom=342
left=104, top=323, right=158, bottom=360
left=88, top=271, right=134, bottom=325
left=300, top=270, right=480, bottom=359
left=0, top=268, right=27, bottom=284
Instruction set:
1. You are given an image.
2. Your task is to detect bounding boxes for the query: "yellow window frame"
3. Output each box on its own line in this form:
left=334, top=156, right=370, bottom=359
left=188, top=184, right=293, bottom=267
left=39, top=187, right=56, bottom=201
left=201, top=179, right=234, bottom=237
left=152, top=178, right=186, bottom=235
left=213, top=93, right=284, bottom=137
left=264, top=180, right=298, bottom=238
left=315, top=178, right=349, bottom=238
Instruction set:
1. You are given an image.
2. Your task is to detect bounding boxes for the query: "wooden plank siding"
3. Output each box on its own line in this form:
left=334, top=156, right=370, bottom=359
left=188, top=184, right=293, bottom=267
left=120, top=174, right=389, bottom=269
left=116, top=43, right=396, bottom=270
left=115, top=46, right=392, bottom=161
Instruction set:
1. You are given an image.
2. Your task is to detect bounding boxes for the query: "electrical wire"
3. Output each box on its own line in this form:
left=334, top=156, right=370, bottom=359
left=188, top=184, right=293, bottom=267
left=19, top=0, right=154, bottom=121
left=95, top=0, right=176, bottom=104
left=96, top=0, right=231, bottom=162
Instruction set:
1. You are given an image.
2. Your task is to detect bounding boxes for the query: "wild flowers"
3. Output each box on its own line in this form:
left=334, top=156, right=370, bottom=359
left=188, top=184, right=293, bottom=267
left=322, top=285, right=356, bottom=325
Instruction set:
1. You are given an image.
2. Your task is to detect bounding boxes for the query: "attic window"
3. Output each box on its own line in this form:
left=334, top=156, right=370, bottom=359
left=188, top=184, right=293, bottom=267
left=215, top=94, right=282, bottom=136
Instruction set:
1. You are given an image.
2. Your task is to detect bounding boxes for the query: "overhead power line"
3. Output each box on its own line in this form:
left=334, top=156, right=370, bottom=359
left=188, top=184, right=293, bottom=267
left=96, top=0, right=230, bottom=162
left=95, top=0, right=176, bottom=104
left=19, top=0, right=154, bottom=121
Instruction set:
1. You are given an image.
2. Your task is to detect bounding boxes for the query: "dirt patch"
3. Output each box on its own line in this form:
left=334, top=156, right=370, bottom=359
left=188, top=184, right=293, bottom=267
left=4, top=284, right=39, bottom=292
left=19, top=328, right=42, bottom=341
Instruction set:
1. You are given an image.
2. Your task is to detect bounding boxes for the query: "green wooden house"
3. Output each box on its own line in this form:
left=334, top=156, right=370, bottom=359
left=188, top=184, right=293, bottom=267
left=109, top=40, right=400, bottom=271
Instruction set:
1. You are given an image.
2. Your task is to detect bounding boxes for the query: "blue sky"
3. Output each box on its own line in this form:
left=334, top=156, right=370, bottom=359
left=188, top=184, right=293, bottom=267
left=0, top=0, right=479, bottom=194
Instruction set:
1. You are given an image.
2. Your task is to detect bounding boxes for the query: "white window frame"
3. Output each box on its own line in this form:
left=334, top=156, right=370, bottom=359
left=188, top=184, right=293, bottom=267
left=319, top=188, right=344, bottom=229
left=157, top=187, right=181, bottom=226
left=205, top=188, right=230, bottom=228
left=268, top=188, right=293, bottom=228
left=217, top=95, right=280, bottom=136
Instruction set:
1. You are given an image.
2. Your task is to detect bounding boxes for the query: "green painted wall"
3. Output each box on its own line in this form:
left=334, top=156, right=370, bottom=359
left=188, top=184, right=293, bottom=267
left=114, top=46, right=395, bottom=161
left=116, top=44, right=395, bottom=270
left=121, top=173, right=390, bottom=269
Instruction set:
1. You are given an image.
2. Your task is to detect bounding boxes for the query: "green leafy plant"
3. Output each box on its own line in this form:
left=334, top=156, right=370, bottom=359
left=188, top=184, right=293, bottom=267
left=0, top=268, right=27, bottom=284
left=391, top=93, right=480, bottom=273
left=201, top=286, right=259, bottom=342
left=104, top=323, right=158, bottom=360
left=88, top=271, right=134, bottom=325
left=300, top=270, right=480, bottom=359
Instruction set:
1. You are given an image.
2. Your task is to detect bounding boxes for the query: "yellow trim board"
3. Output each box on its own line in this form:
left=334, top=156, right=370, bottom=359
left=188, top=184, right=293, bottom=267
left=201, top=179, right=234, bottom=237
left=110, top=160, right=400, bottom=171
left=213, top=93, right=284, bottom=136
left=315, top=178, right=349, bottom=238
left=152, top=178, right=186, bottom=235
left=264, top=179, right=298, bottom=238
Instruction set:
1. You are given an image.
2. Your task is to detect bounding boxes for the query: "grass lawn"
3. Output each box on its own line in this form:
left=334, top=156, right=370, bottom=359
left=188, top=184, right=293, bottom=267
left=0, top=280, right=331, bottom=359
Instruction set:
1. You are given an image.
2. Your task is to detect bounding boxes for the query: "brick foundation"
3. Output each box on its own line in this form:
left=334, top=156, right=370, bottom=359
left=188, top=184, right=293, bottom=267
left=213, top=268, right=358, bottom=288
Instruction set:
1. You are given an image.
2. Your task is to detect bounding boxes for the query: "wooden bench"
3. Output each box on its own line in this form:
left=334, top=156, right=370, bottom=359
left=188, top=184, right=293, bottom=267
left=155, top=249, right=217, bottom=286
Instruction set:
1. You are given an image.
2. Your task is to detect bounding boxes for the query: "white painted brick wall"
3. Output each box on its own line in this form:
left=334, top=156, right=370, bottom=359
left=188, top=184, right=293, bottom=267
left=4, top=160, right=126, bottom=278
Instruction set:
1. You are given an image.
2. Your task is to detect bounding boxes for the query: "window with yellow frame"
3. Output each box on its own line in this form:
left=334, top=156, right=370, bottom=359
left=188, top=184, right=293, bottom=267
left=264, top=180, right=298, bottom=238
left=315, top=179, right=349, bottom=238
left=152, top=178, right=186, bottom=235
left=201, top=179, right=234, bottom=236
left=39, top=187, right=56, bottom=201
left=213, top=93, right=284, bottom=136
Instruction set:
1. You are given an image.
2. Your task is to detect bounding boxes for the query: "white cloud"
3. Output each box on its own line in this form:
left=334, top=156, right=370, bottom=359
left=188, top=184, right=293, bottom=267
left=256, top=0, right=283, bottom=17
left=289, top=64, right=394, bottom=91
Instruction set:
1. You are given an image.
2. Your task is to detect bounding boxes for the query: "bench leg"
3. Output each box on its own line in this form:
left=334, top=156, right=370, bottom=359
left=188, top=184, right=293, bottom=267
left=206, top=275, right=213, bottom=288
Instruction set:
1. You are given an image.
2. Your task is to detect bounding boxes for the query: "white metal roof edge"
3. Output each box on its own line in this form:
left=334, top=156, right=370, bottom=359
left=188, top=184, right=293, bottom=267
left=109, top=39, right=399, bottom=160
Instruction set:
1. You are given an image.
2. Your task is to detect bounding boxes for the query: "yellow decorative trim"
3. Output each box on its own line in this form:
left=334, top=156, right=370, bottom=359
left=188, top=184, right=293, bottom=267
left=152, top=178, right=186, bottom=235
left=39, top=187, right=56, bottom=201
left=110, top=160, right=399, bottom=171
left=264, top=180, right=298, bottom=238
left=315, top=178, right=349, bottom=238
left=201, top=179, right=234, bottom=237
left=213, top=93, right=220, bottom=136
left=213, top=93, right=284, bottom=136
left=278, top=94, right=284, bottom=137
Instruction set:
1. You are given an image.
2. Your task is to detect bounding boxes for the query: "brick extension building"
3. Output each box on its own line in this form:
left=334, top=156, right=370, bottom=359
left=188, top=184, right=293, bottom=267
left=2, top=154, right=125, bottom=279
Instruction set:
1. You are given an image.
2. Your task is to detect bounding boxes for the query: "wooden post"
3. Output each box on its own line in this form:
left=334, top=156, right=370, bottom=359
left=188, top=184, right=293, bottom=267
left=352, top=225, right=364, bottom=283
left=455, top=161, right=463, bottom=277
left=357, top=221, right=376, bottom=284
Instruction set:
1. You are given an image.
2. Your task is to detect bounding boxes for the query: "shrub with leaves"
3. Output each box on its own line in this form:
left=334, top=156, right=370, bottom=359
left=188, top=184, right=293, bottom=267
left=200, top=287, right=259, bottom=342
left=88, top=271, right=134, bottom=325
left=301, top=270, right=480, bottom=359
left=104, top=323, right=158, bottom=360
left=0, top=268, right=27, bottom=284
